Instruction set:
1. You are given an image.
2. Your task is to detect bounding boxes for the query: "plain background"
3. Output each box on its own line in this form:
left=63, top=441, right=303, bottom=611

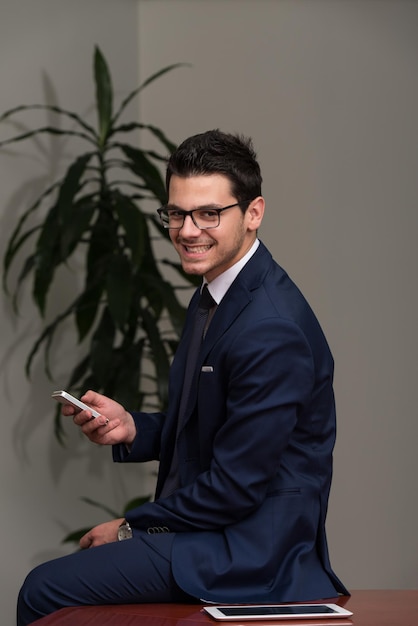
left=1, top=1, right=417, bottom=624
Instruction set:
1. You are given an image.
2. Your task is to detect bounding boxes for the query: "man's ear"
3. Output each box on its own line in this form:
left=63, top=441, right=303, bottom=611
left=246, top=196, right=265, bottom=231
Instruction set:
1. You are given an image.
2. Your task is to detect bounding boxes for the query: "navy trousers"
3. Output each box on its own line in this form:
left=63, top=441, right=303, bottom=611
left=17, top=531, right=196, bottom=626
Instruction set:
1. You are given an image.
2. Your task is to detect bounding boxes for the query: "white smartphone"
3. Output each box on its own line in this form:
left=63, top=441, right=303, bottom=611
left=51, top=390, right=101, bottom=418
left=202, top=604, right=353, bottom=621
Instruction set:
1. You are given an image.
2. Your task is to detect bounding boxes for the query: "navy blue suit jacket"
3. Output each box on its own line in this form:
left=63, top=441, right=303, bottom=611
left=114, top=241, right=348, bottom=602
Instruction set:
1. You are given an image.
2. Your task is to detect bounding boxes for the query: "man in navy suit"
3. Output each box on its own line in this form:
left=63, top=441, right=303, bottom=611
left=18, top=130, right=348, bottom=624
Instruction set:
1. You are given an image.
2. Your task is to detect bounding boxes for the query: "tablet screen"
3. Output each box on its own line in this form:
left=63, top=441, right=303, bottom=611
left=219, top=605, right=337, bottom=616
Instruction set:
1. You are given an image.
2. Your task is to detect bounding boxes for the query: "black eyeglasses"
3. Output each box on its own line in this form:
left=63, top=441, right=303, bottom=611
left=157, top=202, right=244, bottom=230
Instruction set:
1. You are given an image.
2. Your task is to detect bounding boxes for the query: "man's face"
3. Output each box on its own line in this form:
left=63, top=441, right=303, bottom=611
left=167, top=174, right=263, bottom=282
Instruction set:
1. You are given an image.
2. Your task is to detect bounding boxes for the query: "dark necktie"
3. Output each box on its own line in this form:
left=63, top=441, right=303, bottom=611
left=178, top=285, right=215, bottom=416
left=160, top=285, right=216, bottom=497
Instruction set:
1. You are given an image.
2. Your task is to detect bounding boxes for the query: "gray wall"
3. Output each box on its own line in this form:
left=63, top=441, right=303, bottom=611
left=137, top=0, right=418, bottom=591
left=1, top=1, right=417, bottom=624
left=0, top=3, right=146, bottom=625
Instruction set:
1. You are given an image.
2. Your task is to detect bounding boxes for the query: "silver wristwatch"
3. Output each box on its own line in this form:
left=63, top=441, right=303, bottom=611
left=118, top=519, right=133, bottom=541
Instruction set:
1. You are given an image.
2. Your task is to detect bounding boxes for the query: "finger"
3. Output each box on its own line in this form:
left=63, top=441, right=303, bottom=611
left=79, top=533, right=93, bottom=550
left=88, top=420, right=123, bottom=446
left=73, top=410, right=103, bottom=427
left=92, top=416, right=109, bottom=429
left=80, top=419, right=114, bottom=444
left=72, top=409, right=91, bottom=426
left=62, top=404, right=76, bottom=417
left=81, top=390, right=102, bottom=409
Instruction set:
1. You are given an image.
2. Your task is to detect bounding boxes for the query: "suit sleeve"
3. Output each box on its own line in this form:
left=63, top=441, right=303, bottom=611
left=112, top=411, right=165, bottom=463
left=123, top=317, right=317, bottom=532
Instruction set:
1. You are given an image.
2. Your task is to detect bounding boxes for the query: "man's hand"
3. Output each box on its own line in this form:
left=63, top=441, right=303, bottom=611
left=61, top=390, right=137, bottom=446
left=79, top=518, right=124, bottom=549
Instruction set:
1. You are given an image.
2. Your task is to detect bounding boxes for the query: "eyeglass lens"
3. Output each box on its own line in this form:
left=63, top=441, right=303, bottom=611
left=161, top=208, right=221, bottom=229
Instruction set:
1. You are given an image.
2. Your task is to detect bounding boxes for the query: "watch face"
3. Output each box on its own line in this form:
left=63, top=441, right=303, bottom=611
left=118, top=524, right=133, bottom=541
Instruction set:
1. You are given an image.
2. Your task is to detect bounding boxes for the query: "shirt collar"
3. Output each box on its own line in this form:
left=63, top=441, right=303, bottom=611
left=203, top=239, right=260, bottom=305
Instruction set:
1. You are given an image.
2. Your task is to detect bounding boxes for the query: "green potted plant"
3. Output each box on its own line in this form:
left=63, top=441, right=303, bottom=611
left=1, top=46, right=197, bottom=447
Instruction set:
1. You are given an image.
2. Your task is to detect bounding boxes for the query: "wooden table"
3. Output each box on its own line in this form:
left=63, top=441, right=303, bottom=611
left=32, top=590, right=418, bottom=626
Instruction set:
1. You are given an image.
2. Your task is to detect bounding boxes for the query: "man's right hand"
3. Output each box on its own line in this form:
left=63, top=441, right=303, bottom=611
left=62, top=390, right=137, bottom=446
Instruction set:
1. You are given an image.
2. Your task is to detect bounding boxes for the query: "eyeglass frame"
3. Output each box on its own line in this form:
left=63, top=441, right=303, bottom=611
left=156, top=201, right=251, bottom=230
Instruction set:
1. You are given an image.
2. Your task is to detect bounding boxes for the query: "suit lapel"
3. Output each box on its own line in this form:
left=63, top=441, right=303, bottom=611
left=173, top=243, right=274, bottom=434
left=176, top=291, right=250, bottom=437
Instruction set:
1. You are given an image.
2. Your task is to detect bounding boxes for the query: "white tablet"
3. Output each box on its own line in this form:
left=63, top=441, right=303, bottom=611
left=203, top=603, right=353, bottom=621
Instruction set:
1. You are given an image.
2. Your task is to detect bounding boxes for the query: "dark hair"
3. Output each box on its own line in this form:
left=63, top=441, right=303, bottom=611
left=166, top=129, right=262, bottom=211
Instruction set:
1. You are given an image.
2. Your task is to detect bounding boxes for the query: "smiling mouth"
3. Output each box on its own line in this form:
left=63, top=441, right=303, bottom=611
left=183, top=244, right=212, bottom=254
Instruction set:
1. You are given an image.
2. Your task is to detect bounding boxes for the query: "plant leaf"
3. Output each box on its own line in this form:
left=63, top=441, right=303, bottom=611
left=110, top=340, right=144, bottom=407
left=94, top=46, right=113, bottom=148
left=3, top=182, right=60, bottom=294
left=80, top=495, right=120, bottom=519
left=60, top=196, right=96, bottom=260
left=142, top=124, right=177, bottom=154
left=89, top=307, right=116, bottom=387
left=141, top=307, right=171, bottom=408
left=0, top=102, right=97, bottom=137
left=123, top=495, right=151, bottom=514
left=75, top=281, right=104, bottom=341
left=0, top=126, right=95, bottom=149
left=112, top=191, right=146, bottom=266
left=74, top=208, right=117, bottom=338
left=53, top=402, right=66, bottom=446
left=56, top=154, right=92, bottom=221
left=118, top=143, right=166, bottom=203
left=151, top=279, right=187, bottom=337
left=31, top=155, right=92, bottom=315
left=25, top=301, right=75, bottom=377
left=111, top=122, right=177, bottom=155
left=106, top=253, right=132, bottom=329
left=67, top=355, right=91, bottom=389
left=112, top=63, right=190, bottom=126
left=32, top=204, right=62, bottom=315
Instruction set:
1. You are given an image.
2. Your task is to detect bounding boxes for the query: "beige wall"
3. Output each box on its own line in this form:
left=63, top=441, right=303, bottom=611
left=1, top=1, right=417, bottom=624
